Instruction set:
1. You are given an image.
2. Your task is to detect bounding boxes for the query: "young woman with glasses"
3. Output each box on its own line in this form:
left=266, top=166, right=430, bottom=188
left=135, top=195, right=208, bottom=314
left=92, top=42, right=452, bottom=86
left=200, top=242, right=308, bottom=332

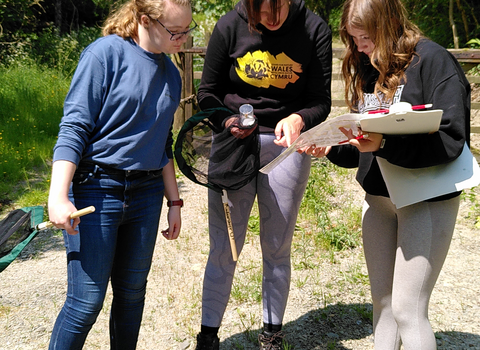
left=306, top=0, right=470, bottom=349
left=46, top=0, right=194, bottom=348
left=195, top=0, right=332, bottom=348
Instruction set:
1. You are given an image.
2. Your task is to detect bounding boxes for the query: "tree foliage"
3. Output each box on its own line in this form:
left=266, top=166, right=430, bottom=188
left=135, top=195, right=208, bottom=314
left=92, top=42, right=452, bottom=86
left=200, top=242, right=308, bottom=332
left=1, top=0, right=480, bottom=71
left=403, top=0, right=480, bottom=48
left=1, top=0, right=478, bottom=46
left=304, top=0, right=344, bottom=27
left=0, top=0, right=38, bottom=34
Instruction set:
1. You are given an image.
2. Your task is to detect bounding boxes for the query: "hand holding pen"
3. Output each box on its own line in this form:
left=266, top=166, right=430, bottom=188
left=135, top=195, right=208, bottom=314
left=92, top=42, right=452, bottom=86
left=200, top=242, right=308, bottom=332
left=338, top=133, right=367, bottom=144
left=338, top=127, right=383, bottom=152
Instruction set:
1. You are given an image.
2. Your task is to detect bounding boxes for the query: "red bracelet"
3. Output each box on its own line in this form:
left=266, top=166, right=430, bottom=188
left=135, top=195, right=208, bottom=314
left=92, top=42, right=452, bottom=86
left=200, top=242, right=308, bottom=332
left=167, top=199, right=183, bottom=207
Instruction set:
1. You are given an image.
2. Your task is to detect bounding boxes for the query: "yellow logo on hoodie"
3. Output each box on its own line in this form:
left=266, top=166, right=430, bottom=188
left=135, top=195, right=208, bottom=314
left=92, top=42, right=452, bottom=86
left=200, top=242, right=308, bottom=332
left=236, top=50, right=302, bottom=89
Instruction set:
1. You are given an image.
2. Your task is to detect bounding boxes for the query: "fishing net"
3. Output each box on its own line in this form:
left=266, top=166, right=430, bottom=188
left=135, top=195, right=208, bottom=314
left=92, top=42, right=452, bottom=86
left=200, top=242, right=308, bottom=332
left=0, top=206, right=44, bottom=272
left=0, top=205, right=95, bottom=272
left=174, top=107, right=260, bottom=193
left=174, top=107, right=260, bottom=261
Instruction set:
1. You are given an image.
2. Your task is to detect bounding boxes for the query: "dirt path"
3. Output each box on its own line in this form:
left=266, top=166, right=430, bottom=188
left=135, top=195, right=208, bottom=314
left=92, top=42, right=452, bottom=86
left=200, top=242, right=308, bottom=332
left=0, top=171, right=479, bottom=350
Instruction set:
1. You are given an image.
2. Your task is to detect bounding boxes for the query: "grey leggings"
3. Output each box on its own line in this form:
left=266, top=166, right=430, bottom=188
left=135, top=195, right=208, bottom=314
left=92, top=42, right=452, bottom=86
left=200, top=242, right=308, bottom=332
left=201, top=133, right=311, bottom=328
left=362, top=194, right=460, bottom=350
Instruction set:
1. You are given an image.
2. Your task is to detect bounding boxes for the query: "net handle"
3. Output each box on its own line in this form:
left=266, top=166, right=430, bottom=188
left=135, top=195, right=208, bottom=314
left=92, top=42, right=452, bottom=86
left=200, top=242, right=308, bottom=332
left=221, top=190, right=238, bottom=261
left=36, top=206, right=96, bottom=231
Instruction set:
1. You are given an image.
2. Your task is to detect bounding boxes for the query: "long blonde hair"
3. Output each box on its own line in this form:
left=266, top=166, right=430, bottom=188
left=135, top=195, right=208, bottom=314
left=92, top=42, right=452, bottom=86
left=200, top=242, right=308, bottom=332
left=340, top=0, right=422, bottom=110
left=102, top=0, right=191, bottom=38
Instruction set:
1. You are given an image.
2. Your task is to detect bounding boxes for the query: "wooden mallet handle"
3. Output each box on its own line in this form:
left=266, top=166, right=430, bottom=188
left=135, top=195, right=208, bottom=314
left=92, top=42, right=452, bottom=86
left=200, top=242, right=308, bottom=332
left=37, top=206, right=96, bottom=230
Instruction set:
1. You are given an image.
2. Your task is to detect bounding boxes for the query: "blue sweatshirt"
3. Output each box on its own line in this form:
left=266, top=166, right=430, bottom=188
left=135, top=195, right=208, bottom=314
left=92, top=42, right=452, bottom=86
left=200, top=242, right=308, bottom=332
left=53, top=34, right=181, bottom=171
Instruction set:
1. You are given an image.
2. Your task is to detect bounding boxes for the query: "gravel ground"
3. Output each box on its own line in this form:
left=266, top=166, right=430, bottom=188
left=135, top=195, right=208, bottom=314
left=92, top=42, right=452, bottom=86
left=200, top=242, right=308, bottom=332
left=0, top=168, right=479, bottom=350
left=1, top=88, right=479, bottom=349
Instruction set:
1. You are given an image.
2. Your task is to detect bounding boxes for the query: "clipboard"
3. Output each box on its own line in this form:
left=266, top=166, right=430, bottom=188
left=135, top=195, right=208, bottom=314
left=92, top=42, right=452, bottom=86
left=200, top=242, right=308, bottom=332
left=360, top=109, right=443, bottom=134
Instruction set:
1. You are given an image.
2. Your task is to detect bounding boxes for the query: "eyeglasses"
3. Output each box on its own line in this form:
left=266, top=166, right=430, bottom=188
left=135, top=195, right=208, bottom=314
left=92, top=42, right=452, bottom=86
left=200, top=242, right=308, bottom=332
left=155, top=18, right=198, bottom=41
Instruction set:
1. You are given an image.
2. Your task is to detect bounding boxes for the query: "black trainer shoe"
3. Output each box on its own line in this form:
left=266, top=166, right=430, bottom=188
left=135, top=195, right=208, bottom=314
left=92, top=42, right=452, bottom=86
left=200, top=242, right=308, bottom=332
left=258, top=330, right=285, bottom=350
left=195, top=332, right=220, bottom=350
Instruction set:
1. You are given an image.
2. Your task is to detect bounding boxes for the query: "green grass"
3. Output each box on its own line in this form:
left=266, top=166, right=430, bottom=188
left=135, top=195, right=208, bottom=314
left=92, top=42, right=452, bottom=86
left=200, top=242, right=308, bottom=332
left=300, top=158, right=362, bottom=251
left=461, top=187, right=480, bottom=228
left=0, top=65, right=70, bottom=209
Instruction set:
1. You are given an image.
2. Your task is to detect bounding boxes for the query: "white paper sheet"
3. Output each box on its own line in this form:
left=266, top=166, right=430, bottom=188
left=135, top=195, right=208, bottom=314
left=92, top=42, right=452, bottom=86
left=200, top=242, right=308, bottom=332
left=260, top=109, right=443, bottom=174
left=377, top=143, right=480, bottom=208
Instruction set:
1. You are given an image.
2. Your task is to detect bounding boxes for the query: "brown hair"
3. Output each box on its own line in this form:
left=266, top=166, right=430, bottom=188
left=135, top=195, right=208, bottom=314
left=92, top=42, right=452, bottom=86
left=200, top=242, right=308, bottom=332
left=340, top=0, right=422, bottom=110
left=244, top=0, right=285, bottom=33
left=102, top=0, right=192, bottom=38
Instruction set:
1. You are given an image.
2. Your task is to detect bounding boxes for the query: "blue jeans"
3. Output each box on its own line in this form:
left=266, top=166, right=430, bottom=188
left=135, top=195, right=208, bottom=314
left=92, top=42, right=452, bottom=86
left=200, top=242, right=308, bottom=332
left=49, top=164, right=165, bottom=350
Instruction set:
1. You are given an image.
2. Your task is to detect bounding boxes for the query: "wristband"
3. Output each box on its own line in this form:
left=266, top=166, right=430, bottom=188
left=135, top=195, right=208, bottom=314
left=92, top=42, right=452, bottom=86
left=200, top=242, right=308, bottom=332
left=167, top=199, right=183, bottom=208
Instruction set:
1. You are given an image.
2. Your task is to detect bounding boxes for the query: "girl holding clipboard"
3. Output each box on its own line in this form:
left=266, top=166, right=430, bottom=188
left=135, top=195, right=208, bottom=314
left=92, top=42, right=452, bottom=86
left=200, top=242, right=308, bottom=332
left=306, top=0, right=471, bottom=349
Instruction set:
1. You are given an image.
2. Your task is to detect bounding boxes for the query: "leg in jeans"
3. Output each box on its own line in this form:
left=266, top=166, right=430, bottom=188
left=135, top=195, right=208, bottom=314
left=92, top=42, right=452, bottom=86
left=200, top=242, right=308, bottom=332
left=109, top=172, right=163, bottom=348
left=49, top=169, right=164, bottom=350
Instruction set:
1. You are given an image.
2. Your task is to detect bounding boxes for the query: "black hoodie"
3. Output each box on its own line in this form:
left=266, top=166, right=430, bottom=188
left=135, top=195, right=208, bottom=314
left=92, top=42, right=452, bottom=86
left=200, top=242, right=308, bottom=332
left=197, top=0, right=332, bottom=130
left=327, top=39, right=471, bottom=201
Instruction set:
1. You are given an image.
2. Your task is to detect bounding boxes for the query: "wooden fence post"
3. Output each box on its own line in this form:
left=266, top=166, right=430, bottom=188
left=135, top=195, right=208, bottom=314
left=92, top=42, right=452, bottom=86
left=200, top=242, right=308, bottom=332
left=173, top=50, right=185, bottom=131
left=183, top=36, right=194, bottom=123
left=173, top=36, right=195, bottom=130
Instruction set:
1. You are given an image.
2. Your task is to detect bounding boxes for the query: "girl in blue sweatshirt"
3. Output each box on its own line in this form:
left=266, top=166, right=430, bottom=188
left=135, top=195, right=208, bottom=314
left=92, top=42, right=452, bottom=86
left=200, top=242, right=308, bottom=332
left=47, top=0, right=194, bottom=348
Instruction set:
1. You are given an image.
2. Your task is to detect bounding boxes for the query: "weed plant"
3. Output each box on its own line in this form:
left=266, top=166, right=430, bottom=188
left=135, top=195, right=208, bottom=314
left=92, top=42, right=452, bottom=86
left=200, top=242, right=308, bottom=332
left=245, top=159, right=362, bottom=253
left=0, top=27, right=101, bottom=77
left=232, top=158, right=363, bottom=309
left=462, top=187, right=480, bottom=228
left=298, top=159, right=362, bottom=253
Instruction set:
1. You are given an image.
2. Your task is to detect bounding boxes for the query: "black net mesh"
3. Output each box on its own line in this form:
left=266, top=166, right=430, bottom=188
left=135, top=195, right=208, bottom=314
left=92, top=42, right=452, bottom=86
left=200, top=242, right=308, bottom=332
left=174, top=108, right=260, bottom=193
left=0, top=209, right=32, bottom=258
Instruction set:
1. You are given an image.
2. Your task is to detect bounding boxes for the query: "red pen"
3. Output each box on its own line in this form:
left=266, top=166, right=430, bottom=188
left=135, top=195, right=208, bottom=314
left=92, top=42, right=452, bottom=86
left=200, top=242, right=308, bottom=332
left=368, top=103, right=433, bottom=114
left=338, top=134, right=365, bottom=144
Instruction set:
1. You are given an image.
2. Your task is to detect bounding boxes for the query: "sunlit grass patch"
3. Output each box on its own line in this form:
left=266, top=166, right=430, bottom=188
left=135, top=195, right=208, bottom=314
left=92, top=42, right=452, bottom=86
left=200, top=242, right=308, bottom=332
left=0, top=66, right=69, bottom=185
left=0, top=65, right=69, bottom=209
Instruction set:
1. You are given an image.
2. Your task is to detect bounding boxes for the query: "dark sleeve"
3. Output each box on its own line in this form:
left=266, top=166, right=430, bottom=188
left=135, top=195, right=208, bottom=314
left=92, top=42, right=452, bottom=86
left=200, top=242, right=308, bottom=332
left=297, top=17, right=332, bottom=130
left=196, top=23, right=235, bottom=125
left=375, top=46, right=470, bottom=168
left=326, top=144, right=360, bottom=168
left=197, top=23, right=231, bottom=111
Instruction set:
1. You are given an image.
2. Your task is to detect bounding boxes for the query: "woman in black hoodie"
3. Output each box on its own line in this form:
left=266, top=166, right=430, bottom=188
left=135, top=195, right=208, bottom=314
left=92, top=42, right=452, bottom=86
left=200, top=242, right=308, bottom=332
left=196, top=0, right=332, bottom=348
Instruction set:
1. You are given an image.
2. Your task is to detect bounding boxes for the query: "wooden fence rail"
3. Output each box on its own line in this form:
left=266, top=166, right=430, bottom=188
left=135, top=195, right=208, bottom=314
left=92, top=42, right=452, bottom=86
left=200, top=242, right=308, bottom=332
left=175, top=42, right=480, bottom=133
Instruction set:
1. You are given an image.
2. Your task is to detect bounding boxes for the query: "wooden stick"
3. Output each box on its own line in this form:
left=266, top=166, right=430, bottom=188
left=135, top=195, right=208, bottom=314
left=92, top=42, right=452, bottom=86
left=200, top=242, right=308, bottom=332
left=36, top=206, right=96, bottom=231
left=222, top=190, right=238, bottom=261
